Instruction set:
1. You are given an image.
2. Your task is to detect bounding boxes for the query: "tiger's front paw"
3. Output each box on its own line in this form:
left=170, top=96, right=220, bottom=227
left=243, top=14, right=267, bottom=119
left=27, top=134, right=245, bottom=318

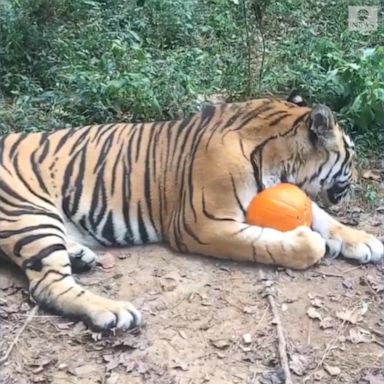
left=339, top=229, right=383, bottom=264
left=83, top=298, right=143, bottom=332
left=283, top=226, right=326, bottom=269
left=68, top=242, right=97, bottom=272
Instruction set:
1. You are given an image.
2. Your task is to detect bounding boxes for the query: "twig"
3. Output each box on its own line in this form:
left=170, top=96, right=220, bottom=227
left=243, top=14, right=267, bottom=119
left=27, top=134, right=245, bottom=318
left=242, top=0, right=253, bottom=96
left=265, top=286, right=293, bottom=384
left=339, top=265, right=361, bottom=274
left=0, top=305, right=38, bottom=365
left=362, top=326, right=384, bottom=338
left=312, top=270, right=344, bottom=278
left=374, top=339, right=384, bottom=348
left=252, top=0, right=269, bottom=92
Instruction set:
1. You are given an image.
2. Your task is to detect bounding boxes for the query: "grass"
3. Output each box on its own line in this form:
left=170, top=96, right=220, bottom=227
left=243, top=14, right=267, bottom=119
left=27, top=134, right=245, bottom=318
left=0, top=0, right=383, bottom=154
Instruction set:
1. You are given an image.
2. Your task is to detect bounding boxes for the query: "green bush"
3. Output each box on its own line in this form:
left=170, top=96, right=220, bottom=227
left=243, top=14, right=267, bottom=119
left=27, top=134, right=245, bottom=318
left=0, top=0, right=382, bottom=153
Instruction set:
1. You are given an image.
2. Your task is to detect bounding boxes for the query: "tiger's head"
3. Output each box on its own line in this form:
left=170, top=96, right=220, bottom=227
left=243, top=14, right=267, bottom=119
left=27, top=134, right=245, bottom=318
left=287, top=95, right=356, bottom=206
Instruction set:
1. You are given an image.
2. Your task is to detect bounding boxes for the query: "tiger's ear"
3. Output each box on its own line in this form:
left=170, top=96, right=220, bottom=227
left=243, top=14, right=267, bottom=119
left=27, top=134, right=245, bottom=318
left=287, top=90, right=307, bottom=106
left=309, top=104, right=335, bottom=142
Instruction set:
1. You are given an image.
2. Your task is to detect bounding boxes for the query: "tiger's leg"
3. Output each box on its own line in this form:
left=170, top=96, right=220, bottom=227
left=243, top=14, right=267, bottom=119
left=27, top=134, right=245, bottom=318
left=1, top=214, right=142, bottom=331
left=67, top=240, right=97, bottom=272
left=312, top=202, right=384, bottom=263
left=170, top=221, right=326, bottom=270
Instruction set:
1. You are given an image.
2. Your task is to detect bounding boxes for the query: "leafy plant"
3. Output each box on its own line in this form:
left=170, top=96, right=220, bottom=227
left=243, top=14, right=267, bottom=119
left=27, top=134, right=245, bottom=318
left=0, top=0, right=382, bottom=155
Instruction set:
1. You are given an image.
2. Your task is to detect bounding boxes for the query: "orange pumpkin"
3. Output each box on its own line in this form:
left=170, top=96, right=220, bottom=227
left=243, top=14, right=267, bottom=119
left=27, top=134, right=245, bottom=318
left=246, top=183, right=312, bottom=232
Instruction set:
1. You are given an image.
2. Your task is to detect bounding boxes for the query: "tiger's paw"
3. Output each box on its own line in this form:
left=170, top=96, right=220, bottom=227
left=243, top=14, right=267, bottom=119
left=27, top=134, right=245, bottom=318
left=283, top=226, right=326, bottom=269
left=82, top=298, right=143, bottom=332
left=68, top=243, right=97, bottom=272
left=339, top=230, right=383, bottom=264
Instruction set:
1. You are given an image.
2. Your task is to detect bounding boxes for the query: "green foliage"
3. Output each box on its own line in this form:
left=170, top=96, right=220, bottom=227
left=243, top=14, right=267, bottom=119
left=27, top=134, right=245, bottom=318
left=261, top=0, right=384, bottom=153
left=0, top=0, right=247, bottom=131
left=0, top=0, right=382, bottom=153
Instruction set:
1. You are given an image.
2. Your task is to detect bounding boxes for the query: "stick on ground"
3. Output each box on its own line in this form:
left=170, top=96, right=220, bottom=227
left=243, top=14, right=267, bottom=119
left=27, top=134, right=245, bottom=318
left=0, top=305, right=38, bottom=365
left=265, top=286, right=293, bottom=384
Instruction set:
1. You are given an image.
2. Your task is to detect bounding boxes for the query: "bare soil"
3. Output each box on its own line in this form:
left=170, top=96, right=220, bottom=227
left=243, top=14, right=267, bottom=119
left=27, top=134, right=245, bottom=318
left=1, top=177, right=383, bottom=384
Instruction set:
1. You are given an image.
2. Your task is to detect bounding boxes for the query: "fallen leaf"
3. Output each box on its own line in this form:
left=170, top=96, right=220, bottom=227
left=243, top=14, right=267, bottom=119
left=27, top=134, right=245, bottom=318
left=74, top=364, right=98, bottom=376
left=178, top=330, right=187, bottom=339
left=336, top=308, right=363, bottom=324
left=347, top=327, right=374, bottom=344
left=323, top=363, right=341, bottom=376
left=29, top=357, right=53, bottom=370
left=310, top=298, right=323, bottom=308
left=342, top=278, right=357, bottom=290
left=307, top=307, right=322, bottom=320
left=259, top=368, right=285, bottom=384
left=112, top=336, right=140, bottom=350
left=320, top=316, right=335, bottom=329
left=313, top=369, right=327, bottom=381
left=123, top=360, right=136, bottom=373
left=372, top=282, right=384, bottom=293
left=209, top=338, right=230, bottom=349
left=103, top=352, right=135, bottom=372
left=170, top=358, right=188, bottom=371
left=136, top=360, right=149, bottom=374
left=72, top=321, right=87, bottom=334
left=98, top=252, right=115, bottom=269
left=289, top=353, right=310, bottom=376
left=361, top=276, right=384, bottom=293
left=117, top=251, right=131, bottom=260
left=362, top=170, right=381, bottom=181
left=103, top=354, right=117, bottom=370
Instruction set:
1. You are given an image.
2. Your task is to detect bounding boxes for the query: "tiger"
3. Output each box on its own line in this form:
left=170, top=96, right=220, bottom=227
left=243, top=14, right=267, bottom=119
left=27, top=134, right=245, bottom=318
left=0, top=94, right=382, bottom=333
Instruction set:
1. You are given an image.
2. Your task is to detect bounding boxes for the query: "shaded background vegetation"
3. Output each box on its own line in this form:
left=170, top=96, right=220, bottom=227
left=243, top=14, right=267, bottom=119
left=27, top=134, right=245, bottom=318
left=0, top=0, right=383, bottom=152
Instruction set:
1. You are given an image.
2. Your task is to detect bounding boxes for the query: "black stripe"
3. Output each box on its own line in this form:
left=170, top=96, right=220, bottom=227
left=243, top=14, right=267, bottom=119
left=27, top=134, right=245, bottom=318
left=144, top=125, right=159, bottom=237
left=14, top=233, right=65, bottom=257
left=230, top=102, right=275, bottom=132
left=38, top=133, right=50, bottom=163
left=230, top=174, right=246, bottom=216
left=53, top=128, right=77, bottom=154
left=93, top=129, right=116, bottom=173
left=250, top=135, right=278, bottom=191
left=9, top=133, right=27, bottom=159
left=31, top=149, right=49, bottom=194
left=56, top=286, right=74, bottom=297
left=93, top=124, right=115, bottom=146
left=22, top=244, right=66, bottom=271
left=111, top=145, right=124, bottom=195
left=62, top=146, right=87, bottom=218
left=202, top=190, right=235, bottom=222
left=30, top=270, right=71, bottom=297
left=13, top=157, right=53, bottom=206
left=135, top=124, right=144, bottom=162
left=137, top=202, right=149, bottom=244
left=269, top=113, right=291, bottom=126
left=101, top=211, right=117, bottom=244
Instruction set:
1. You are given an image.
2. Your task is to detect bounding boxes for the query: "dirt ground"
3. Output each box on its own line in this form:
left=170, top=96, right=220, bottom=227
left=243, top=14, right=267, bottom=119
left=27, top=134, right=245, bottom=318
left=1, top=175, right=383, bottom=384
